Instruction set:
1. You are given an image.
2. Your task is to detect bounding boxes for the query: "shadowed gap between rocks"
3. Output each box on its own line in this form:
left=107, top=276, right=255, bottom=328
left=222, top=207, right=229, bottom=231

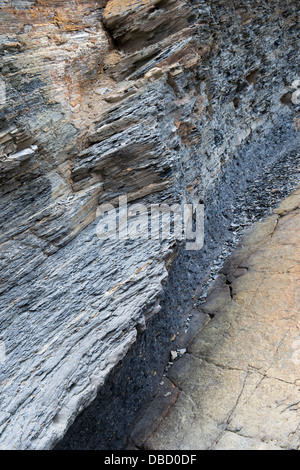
left=54, top=118, right=300, bottom=450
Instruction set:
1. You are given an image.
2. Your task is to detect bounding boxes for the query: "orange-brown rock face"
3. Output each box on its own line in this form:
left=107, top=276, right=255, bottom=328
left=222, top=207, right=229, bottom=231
left=1, top=0, right=109, bottom=135
left=103, top=0, right=195, bottom=52
left=0, top=0, right=299, bottom=450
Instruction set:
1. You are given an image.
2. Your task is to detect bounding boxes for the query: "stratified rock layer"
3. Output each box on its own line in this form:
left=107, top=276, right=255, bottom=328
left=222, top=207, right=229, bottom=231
left=0, top=0, right=299, bottom=449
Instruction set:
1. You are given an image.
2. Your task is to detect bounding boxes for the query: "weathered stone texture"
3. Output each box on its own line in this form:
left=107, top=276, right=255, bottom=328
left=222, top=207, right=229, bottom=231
left=140, top=188, right=300, bottom=450
left=0, top=0, right=299, bottom=449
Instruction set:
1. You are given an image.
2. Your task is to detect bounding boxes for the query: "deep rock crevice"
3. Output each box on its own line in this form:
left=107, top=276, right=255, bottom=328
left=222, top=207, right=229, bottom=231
left=56, top=122, right=300, bottom=450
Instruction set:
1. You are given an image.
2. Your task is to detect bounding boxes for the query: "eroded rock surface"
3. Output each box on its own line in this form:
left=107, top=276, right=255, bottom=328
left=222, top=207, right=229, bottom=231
left=134, top=187, right=300, bottom=450
left=0, top=0, right=299, bottom=449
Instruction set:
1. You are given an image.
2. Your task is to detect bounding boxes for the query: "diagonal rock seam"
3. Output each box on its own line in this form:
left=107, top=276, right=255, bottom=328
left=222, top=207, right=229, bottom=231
left=134, top=187, right=300, bottom=450
left=0, top=0, right=299, bottom=450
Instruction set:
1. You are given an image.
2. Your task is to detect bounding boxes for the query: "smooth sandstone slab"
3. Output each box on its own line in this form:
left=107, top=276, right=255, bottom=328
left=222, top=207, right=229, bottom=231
left=141, top=188, right=300, bottom=450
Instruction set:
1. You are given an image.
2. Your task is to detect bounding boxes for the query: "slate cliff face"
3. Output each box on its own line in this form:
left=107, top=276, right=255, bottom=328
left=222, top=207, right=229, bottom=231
left=0, top=0, right=299, bottom=449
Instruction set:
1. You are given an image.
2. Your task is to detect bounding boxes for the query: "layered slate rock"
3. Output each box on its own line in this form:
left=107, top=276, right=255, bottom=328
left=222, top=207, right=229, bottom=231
left=0, top=0, right=299, bottom=449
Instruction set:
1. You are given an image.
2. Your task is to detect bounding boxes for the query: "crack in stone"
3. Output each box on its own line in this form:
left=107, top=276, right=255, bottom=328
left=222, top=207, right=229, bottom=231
left=189, top=351, right=299, bottom=388
left=280, top=401, right=300, bottom=414
left=131, top=187, right=300, bottom=450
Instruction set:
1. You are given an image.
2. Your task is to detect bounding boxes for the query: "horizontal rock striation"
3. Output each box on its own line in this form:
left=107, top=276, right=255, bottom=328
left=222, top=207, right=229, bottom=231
left=0, top=0, right=299, bottom=449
